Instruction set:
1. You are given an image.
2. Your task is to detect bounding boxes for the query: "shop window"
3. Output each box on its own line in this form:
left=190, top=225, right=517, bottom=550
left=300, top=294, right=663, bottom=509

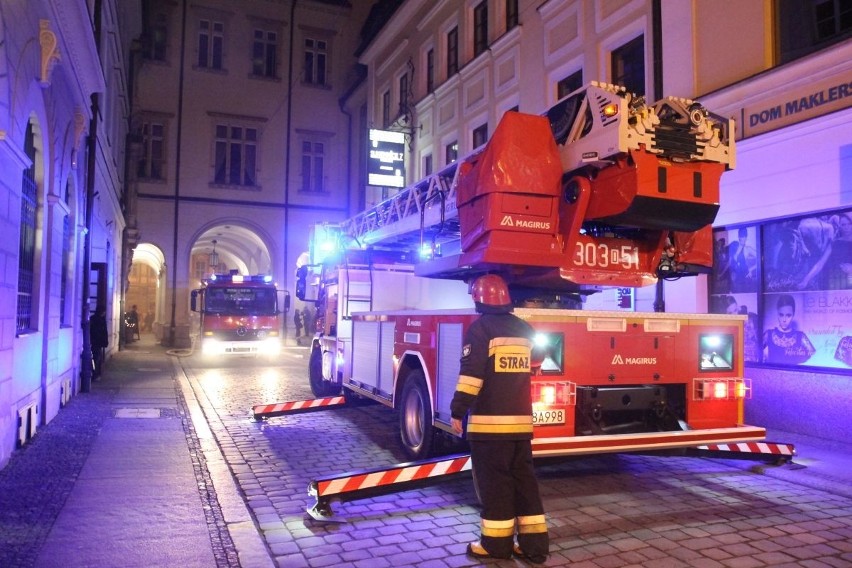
left=709, top=207, right=852, bottom=370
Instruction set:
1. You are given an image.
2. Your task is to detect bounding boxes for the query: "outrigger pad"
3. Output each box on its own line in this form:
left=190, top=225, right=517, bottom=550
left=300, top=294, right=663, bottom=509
left=306, top=502, right=346, bottom=523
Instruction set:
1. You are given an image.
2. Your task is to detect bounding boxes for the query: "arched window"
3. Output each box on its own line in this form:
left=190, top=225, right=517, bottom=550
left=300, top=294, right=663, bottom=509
left=17, top=122, right=38, bottom=333
left=60, top=178, right=73, bottom=326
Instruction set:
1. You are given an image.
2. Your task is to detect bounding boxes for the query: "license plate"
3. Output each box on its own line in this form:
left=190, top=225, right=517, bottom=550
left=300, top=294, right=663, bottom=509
left=533, top=409, right=565, bottom=425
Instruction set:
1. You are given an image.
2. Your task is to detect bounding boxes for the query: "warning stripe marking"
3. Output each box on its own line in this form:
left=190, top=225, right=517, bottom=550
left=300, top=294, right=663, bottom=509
left=317, top=455, right=472, bottom=498
left=698, top=442, right=796, bottom=455
left=252, top=396, right=346, bottom=416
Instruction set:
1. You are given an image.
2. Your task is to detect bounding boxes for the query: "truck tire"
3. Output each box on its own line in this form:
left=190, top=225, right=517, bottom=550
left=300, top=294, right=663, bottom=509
left=309, top=345, right=341, bottom=398
left=398, top=371, right=435, bottom=460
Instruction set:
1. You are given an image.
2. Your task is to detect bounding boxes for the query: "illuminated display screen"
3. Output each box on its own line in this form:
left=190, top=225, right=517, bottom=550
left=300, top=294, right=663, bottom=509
left=367, top=129, right=405, bottom=188
left=699, top=333, right=734, bottom=371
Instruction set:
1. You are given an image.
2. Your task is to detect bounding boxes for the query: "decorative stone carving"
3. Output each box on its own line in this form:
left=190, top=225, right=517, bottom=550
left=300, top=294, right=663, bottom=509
left=39, top=20, right=62, bottom=88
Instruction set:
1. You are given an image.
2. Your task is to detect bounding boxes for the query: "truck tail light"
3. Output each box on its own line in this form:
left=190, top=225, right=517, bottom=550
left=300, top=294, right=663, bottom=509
left=693, top=378, right=751, bottom=401
left=532, top=381, right=576, bottom=406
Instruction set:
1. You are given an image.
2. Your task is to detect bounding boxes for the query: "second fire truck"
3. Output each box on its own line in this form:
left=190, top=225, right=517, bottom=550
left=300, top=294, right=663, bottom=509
left=292, top=82, right=766, bottom=462
left=191, top=272, right=284, bottom=357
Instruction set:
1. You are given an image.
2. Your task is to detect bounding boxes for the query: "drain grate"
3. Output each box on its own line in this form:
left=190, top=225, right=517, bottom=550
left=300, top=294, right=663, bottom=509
left=114, top=408, right=161, bottom=418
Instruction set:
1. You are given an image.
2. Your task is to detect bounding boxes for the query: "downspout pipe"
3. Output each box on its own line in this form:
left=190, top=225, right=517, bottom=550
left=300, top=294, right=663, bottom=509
left=283, top=0, right=296, bottom=297
left=80, top=0, right=104, bottom=392
left=168, top=0, right=188, bottom=346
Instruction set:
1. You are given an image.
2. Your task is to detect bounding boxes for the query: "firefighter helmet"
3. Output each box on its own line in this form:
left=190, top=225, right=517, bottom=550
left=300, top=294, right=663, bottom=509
left=471, top=274, right=512, bottom=313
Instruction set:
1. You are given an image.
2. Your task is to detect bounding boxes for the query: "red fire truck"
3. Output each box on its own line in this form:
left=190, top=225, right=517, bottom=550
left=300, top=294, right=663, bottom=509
left=191, top=272, right=283, bottom=357
left=286, top=83, right=772, bottom=464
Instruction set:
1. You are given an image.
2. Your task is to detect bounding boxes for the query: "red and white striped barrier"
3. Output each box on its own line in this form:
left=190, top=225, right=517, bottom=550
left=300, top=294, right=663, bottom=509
left=251, top=396, right=347, bottom=420
left=697, top=441, right=796, bottom=456
left=308, top=454, right=473, bottom=521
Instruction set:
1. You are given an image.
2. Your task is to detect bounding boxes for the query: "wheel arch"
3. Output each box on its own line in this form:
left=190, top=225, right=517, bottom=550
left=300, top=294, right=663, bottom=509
left=393, top=350, right=434, bottom=412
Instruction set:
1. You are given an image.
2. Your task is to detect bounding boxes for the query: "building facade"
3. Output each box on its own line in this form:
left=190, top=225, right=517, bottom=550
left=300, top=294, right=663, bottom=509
left=355, top=0, right=852, bottom=440
left=130, top=0, right=372, bottom=347
left=0, top=0, right=139, bottom=467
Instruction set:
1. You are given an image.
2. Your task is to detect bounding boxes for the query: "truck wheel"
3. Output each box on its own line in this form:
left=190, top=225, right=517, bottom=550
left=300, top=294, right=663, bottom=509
left=399, top=371, right=435, bottom=460
left=309, top=345, right=341, bottom=398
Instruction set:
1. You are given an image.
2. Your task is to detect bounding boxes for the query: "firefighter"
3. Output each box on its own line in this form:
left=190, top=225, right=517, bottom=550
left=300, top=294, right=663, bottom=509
left=450, top=274, right=549, bottom=563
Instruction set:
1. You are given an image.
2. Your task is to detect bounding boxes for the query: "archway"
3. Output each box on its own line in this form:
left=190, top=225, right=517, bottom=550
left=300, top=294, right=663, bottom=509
left=189, top=222, right=274, bottom=285
left=127, top=243, right=167, bottom=340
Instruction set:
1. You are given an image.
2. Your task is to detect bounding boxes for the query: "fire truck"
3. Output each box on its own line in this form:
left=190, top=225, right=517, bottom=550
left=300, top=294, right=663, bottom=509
left=191, top=272, right=283, bottom=356
left=275, top=83, right=787, bottom=478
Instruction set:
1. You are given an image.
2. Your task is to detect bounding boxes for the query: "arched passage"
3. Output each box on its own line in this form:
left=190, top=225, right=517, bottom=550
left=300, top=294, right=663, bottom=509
left=189, top=222, right=274, bottom=285
left=127, top=243, right=167, bottom=340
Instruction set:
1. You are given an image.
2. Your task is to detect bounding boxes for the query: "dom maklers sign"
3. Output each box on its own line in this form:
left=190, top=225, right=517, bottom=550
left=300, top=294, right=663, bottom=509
left=368, top=129, right=405, bottom=188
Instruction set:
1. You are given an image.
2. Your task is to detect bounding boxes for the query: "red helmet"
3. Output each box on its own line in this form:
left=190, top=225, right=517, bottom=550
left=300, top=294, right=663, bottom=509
left=471, top=274, right=512, bottom=312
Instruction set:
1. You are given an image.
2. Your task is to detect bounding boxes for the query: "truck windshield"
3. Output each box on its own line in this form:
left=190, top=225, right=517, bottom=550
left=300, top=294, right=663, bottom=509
left=205, top=287, right=276, bottom=315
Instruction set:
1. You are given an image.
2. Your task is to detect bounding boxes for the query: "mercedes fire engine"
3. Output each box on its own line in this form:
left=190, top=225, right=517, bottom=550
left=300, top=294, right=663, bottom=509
left=191, top=272, right=283, bottom=356
left=290, top=82, right=764, bottom=463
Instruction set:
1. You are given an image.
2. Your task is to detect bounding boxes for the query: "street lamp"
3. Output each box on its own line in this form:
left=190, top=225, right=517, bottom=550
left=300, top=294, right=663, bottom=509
left=209, top=239, right=219, bottom=270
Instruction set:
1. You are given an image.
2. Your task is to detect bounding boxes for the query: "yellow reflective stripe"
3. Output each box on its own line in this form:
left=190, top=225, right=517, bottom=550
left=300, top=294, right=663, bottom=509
left=455, top=375, right=483, bottom=395
left=469, top=415, right=533, bottom=425
left=467, top=423, right=534, bottom=434
left=482, top=518, right=515, bottom=537
left=488, top=337, right=531, bottom=357
left=517, top=515, right=547, bottom=534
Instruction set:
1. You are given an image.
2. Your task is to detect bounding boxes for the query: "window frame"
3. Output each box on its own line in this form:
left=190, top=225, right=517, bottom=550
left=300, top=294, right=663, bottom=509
left=473, top=1, right=489, bottom=58
left=212, top=122, right=260, bottom=188
left=251, top=27, right=279, bottom=79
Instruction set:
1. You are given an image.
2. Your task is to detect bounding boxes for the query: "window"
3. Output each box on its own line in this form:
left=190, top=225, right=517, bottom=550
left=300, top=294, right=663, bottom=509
left=445, top=140, right=458, bottom=164
left=423, top=153, right=433, bottom=176
left=399, top=73, right=409, bottom=116
left=17, top=122, right=37, bottom=334
left=198, top=19, right=224, bottom=70
left=426, top=48, right=435, bottom=93
left=506, top=0, right=519, bottom=30
left=304, top=38, right=327, bottom=86
left=778, top=0, right=852, bottom=63
left=611, top=34, right=645, bottom=96
left=301, top=140, right=325, bottom=192
left=557, top=70, right=583, bottom=99
left=214, top=124, right=258, bottom=187
left=61, top=212, right=71, bottom=326
left=146, top=12, right=168, bottom=61
left=60, top=178, right=72, bottom=326
left=252, top=29, right=278, bottom=78
left=137, top=120, right=165, bottom=180
left=382, top=90, right=391, bottom=128
left=473, top=123, right=488, bottom=148
left=447, top=26, right=459, bottom=76
left=474, top=1, right=489, bottom=57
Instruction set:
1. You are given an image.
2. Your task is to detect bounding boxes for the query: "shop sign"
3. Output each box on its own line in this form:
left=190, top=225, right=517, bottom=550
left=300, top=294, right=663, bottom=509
left=742, top=75, right=852, bottom=138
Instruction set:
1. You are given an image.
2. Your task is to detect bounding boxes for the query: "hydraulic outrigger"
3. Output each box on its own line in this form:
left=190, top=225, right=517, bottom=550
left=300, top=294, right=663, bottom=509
left=252, top=396, right=797, bottom=522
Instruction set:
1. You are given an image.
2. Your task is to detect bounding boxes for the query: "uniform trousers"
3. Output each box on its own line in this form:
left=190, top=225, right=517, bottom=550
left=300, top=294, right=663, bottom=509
left=470, top=439, right=549, bottom=559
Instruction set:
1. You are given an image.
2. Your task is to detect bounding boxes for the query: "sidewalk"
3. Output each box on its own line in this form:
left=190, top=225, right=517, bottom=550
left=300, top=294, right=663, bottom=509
left=0, top=335, right=271, bottom=568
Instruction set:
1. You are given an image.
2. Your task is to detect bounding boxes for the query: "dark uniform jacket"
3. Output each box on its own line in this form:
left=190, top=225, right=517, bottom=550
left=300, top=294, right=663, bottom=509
left=450, top=312, right=534, bottom=440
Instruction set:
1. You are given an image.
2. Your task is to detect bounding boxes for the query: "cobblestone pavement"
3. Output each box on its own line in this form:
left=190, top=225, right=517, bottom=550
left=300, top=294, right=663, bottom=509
left=2, top=341, right=850, bottom=568
left=178, top=351, right=852, bottom=568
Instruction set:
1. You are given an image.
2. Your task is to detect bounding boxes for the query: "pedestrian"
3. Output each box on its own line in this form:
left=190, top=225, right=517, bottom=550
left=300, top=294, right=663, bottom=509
left=126, top=304, right=140, bottom=341
left=450, top=274, right=549, bottom=563
left=144, top=311, right=154, bottom=333
left=293, top=308, right=302, bottom=338
left=89, top=305, right=109, bottom=379
left=302, top=306, right=313, bottom=338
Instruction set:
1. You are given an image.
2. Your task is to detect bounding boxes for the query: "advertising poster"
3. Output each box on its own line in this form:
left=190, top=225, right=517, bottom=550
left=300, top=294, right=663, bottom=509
left=712, top=208, right=852, bottom=370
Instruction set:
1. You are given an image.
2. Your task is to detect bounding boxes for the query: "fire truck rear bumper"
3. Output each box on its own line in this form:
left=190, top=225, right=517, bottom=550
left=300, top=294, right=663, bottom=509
left=531, top=425, right=766, bottom=457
